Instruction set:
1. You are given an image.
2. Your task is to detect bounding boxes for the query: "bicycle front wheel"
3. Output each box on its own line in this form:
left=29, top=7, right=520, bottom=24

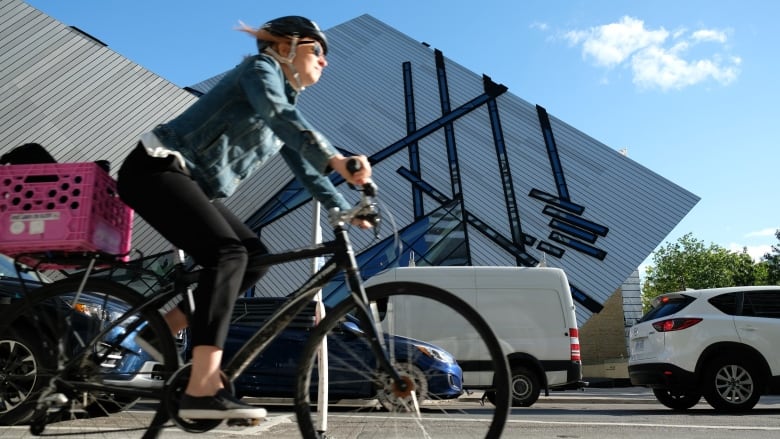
left=0, top=277, right=179, bottom=435
left=295, top=281, right=510, bottom=439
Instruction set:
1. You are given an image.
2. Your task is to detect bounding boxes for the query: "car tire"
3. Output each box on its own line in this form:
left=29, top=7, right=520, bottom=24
left=652, top=388, right=701, bottom=410
left=485, top=366, right=541, bottom=407
left=0, top=329, right=53, bottom=425
left=702, top=355, right=762, bottom=412
left=509, top=366, right=541, bottom=407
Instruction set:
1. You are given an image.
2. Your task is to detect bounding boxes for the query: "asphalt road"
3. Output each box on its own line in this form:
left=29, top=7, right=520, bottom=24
left=2, top=387, right=779, bottom=438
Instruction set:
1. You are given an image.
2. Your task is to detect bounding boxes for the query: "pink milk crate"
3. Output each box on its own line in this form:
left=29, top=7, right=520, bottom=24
left=0, top=162, right=133, bottom=268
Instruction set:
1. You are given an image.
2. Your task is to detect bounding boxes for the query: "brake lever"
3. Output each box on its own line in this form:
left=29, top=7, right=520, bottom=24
left=355, top=211, right=381, bottom=238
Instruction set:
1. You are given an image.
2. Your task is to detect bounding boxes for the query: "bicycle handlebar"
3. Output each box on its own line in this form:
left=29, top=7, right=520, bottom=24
left=328, top=158, right=380, bottom=229
left=328, top=182, right=380, bottom=229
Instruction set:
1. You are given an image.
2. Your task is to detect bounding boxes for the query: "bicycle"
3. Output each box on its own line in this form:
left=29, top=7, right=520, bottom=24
left=0, top=177, right=511, bottom=438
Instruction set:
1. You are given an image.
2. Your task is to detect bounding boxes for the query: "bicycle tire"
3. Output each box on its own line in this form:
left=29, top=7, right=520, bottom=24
left=0, top=277, right=179, bottom=435
left=295, top=281, right=511, bottom=439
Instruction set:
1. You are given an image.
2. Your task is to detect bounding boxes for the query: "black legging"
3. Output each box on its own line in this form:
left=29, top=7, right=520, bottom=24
left=117, top=143, right=268, bottom=348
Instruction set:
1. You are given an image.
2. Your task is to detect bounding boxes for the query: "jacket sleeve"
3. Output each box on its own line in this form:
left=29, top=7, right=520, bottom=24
left=280, top=145, right=351, bottom=211
left=239, top=56, right=337, bottom=175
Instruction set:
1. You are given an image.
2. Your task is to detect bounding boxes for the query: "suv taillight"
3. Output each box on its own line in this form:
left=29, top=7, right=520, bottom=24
left=652, top=318, right=703, bottom=332
left=569, top=328, right=581, bottom=361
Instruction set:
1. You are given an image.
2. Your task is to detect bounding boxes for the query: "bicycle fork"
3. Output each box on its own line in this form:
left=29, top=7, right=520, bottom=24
left=345, top=271, right=410, bottom=397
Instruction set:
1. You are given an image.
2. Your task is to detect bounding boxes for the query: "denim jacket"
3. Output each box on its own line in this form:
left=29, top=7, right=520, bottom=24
left=152, top=53, right=350, bottom=211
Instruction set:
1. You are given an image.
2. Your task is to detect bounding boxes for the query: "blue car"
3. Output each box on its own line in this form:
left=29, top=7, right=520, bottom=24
left=219, top=297, right=464, bottom=404
left=0, top=254, right=462, bottom=423
left=0, top=254, right=172, bottom=424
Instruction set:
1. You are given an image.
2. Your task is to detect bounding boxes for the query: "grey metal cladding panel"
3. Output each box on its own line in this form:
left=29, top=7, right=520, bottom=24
left=195, top=15, right=698, bottom=320
left=253, top=207, right=323, bottom=298
left=465, top=84, right=699, bottom=307
left=3, top=1, right=195, bottom=168
left=621, top=270, right=643, bottom=311
left=301, top=25, right=416, bottom=135
left=299, top=19, right=446, bottom=156
left=456, top=117, right=518, bottom=238
left=550, top=117, right=698, bottom=255
left=467, top=224, right=516, bottom=266
left=0, top=0, right=24, bottom=17
left=537, top=143, right=695, bottom=303
left=298, top=15, right=699, bottom=311
left=4, top=6, right=701, bottom=319
left=2, top=0, right=197, bottom=256
left=1, top=2, right=54, bottom=50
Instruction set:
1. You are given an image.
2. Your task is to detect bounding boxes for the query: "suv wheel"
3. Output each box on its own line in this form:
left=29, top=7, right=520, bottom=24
left=702, top=355, right=762, bottom=412
left=0, top=331, right=51, bottom=425
left=652, top=388, right=701, bottom=410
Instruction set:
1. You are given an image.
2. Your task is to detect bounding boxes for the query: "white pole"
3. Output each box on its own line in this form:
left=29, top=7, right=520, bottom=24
left=311, top=201, right=328, bottom=433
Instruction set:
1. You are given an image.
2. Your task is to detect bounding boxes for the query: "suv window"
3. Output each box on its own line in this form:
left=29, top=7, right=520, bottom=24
left=0, top=254, right=50, bottom=282
left=742, top=291, right=780, bottom=318
left=638, top=294, right=695, bottom=323
left=709, top=292, right=738, bottom=315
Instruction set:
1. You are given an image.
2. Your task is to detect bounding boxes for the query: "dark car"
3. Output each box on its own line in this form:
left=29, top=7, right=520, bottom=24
left=0, top=254, right=168, bottom=424
left=0, top=253, right=463, bottom=423
left=219, top=297, right=464, bottom=405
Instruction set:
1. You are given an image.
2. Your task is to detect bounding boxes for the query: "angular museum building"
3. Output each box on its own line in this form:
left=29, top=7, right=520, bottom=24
left=1, top=0, right=699, bottom=328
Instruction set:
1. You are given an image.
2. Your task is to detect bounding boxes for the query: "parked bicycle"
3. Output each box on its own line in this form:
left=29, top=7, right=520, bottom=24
left=0, top=177, right=510, bottom=438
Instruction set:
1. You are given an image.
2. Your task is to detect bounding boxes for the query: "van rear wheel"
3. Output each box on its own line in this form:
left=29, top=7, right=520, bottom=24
left=509, top=366, right=540, bottom=407
left=486, top=366, right=541, bottom=407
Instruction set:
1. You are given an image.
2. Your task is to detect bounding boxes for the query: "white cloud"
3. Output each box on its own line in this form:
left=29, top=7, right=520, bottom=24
left=745, top=228, right=779, bottom=238
left=692, top=29, right=727, bottom=43
left=565, top=16, right=667, bottom=68
left=728, top=243, right=772, bottom=262
left=561, top=16, right=740, bottom=91
left=631, top=47, right=740, bottom=91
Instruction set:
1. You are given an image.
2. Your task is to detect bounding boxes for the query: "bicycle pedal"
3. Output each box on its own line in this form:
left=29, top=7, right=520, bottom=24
left=41, top=393, right=68, bottom=407
left=226, top=418, right=261, bottom=427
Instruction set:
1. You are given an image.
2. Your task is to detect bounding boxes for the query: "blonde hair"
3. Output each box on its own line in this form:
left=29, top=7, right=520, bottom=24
left=235, top=20, right=287, bottom=45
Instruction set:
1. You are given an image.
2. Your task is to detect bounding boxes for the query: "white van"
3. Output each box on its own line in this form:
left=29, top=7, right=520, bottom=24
left=365, top=266, right=585, bottom=406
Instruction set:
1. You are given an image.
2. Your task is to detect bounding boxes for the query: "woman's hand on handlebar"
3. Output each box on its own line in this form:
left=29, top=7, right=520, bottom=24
left=329, top=154, right=378, bottom=229
left=351, top=218, right=374, bottom=229
left=330, top=154, right=372, bottom=186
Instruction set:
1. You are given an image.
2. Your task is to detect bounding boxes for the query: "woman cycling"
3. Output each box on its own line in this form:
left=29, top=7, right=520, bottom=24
left=117, top=16, right=372, bottom=420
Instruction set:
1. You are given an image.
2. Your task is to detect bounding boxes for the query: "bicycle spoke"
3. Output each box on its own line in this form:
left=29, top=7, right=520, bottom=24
left=0, top=278, right=179, bottom=435
left=295, top=281, right=510, bottom=439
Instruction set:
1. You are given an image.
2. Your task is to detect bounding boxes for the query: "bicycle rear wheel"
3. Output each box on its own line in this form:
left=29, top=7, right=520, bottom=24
left=0, top=277, right=179, bottom=435
left=295, top=281, right=510, bottom=439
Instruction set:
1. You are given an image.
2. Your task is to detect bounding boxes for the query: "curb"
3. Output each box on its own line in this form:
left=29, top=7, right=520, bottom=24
left=459, top=395, right=655, bottom=405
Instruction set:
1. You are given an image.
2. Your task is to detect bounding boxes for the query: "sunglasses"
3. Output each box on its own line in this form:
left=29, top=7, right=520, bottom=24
left=297, top=40, right=324, bottom=57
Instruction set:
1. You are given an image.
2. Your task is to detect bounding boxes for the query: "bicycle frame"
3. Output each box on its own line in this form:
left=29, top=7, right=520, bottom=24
left=19, top=218, right=404, bottom=395
left=223, top=221, right=403, bottom=388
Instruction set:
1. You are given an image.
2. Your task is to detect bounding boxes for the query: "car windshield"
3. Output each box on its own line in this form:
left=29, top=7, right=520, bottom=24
left=0, top=253, right=51, bottom=283
left=637, top=293, right=695, bottom=323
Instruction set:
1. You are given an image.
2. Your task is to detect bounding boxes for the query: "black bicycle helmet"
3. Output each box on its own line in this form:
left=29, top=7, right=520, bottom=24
left=257, top=16, right=328, bottom=55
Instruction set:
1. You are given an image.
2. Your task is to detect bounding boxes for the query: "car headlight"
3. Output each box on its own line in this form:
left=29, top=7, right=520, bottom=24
left=71, top=302, right=136, bottom=326
left=415, top=344, right=455, bottom=364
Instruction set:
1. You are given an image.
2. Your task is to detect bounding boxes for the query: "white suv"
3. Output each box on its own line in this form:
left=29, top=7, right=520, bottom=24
left=628, top=286, right=780, bottom=412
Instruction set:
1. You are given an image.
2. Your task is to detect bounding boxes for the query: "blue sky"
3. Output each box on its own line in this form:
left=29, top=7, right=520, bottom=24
left=24, top=0, right=780, bottom=269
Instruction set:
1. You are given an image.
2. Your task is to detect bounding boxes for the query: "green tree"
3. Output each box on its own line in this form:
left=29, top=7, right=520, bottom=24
left=642, top=233, right=764, bottom=310
left=761, top=229, right=780, bottom=284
